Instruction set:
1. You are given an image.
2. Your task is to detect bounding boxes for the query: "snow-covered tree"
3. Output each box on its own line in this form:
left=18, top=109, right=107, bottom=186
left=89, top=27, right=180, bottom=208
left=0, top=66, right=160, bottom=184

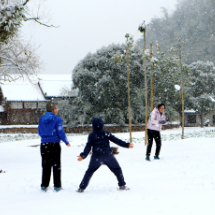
left=0, top=1, right=26, bottom=41
left=68, top=43, right=145, bottom=126
left=0, top=0, right=55, bottom=42
left=186, top=61, right=215, bottom=126
left=152, top=50, right=190, bottom=121
left=60, top=44, right=191, bottom=127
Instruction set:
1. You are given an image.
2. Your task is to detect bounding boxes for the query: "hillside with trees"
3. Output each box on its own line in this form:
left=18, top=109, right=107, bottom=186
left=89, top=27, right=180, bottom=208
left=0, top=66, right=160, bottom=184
left=137, top=0, right=215, bottom=64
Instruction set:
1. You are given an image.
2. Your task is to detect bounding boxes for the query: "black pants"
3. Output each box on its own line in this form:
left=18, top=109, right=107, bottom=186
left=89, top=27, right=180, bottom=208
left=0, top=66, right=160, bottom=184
left=40, top=142, right=61, bottom=188
left=79, top=151, right=126, bottom=190
left=146, top=129, right=161, bottom=157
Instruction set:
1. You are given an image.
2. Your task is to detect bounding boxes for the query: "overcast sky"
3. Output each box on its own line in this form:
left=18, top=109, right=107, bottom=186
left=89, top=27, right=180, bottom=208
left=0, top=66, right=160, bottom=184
left=20, top=0, right=178, bottom=74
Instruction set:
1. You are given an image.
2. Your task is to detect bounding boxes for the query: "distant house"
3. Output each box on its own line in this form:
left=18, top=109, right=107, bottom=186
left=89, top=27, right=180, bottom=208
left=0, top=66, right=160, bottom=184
left=184, top=110, right=215, bottom=127
left=0, top=76, right=48, bottom=125
left=0, top=74, right=78, bottom=125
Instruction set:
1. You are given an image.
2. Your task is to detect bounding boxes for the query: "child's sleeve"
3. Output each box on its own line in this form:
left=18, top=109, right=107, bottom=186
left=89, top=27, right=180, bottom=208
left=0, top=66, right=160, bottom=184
left=80, top=134, right=93, bottom=159
left=108, top=132, right=130, bottom=148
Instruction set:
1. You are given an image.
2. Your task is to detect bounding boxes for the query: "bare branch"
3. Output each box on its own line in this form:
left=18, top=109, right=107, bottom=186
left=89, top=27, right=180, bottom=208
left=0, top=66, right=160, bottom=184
left=24, top=17, right=59, bottom=28
left=23, top=0, right=31, bottom=6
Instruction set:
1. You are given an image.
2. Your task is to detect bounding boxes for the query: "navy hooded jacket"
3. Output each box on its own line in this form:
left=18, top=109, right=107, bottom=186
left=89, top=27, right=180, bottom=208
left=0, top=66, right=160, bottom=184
left=38, top=112, right=69, bottom=145
left=80, top=118, right=130, bottom=159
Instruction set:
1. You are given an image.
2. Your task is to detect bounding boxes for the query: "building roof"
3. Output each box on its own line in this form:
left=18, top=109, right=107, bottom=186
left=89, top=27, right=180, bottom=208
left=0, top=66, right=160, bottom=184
left=0, top=75, right=47, bottom=102
left=38, top=74, right=78, bottom=98
left=0, top=74, right=78, bottom=102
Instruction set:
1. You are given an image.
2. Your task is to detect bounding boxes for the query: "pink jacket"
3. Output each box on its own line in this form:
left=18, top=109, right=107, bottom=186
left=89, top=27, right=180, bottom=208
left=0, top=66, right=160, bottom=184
left=147, top=107, right=166, bottom=132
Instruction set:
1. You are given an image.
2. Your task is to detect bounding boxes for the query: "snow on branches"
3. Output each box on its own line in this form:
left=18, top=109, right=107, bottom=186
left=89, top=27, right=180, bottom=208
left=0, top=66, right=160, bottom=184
left=0, top=0, right=57, bottom=41
left=0, top=2, right=26, bottom=40
left=0, top=38, right=41, bottom=79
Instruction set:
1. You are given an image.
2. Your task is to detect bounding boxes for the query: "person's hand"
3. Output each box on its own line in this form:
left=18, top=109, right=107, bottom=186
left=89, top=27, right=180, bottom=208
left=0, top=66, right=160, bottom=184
left=67, top=143, right=71, bottom=147
left=159, top=120, right=166, bottom=124
left=129, top=143, right=134, bottom=148
left=77, top=156, right=83, bottom=161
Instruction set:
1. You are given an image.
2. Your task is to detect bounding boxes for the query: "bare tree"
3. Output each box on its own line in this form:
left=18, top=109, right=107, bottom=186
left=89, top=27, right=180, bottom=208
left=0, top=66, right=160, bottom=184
left=0, top=38, right=41, bottom=80
left=0, top=0, right=56, bottom=78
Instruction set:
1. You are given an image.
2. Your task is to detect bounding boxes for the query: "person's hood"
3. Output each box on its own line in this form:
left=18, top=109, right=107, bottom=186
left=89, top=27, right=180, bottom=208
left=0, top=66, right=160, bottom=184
left=43, top=112, right=56, bottom=123
left=92, top=117, right=104, bottom=131
left=154, top=107, right=164, bottom=115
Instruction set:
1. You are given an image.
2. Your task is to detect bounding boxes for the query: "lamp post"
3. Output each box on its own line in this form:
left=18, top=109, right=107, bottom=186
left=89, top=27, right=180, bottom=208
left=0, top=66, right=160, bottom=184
left=179, top=39, right=184, bottom=139
left=150, top=43, right=153, bottom=112
left=138, top=21, right=147, bottom=146
left=125, top=33, right=132, bottom=143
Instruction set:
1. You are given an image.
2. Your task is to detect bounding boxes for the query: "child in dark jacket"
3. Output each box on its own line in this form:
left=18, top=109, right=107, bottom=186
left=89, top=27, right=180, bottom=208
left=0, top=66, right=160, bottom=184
left=77, top=117, right=133, bottom=192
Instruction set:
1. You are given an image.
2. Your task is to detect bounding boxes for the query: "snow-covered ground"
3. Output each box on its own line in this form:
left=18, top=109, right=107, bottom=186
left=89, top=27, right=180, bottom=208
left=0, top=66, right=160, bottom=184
left=0, top=127, right=214, bottom=215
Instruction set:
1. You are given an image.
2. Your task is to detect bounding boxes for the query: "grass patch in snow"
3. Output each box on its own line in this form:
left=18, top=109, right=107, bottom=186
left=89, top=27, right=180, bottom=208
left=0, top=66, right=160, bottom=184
left=124, top=129, right=215, bottom=143
left=0, top=129, right=215, bottom=144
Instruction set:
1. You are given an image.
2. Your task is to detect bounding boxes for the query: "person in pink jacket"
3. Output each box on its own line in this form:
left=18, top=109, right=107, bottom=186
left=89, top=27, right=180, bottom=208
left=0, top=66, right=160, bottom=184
left=146, top=103, right=167, bottom=161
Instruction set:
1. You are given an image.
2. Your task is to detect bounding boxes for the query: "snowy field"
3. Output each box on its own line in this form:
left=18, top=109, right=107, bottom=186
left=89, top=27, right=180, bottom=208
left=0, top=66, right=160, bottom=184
left=0, top=127, right=215, bottom=215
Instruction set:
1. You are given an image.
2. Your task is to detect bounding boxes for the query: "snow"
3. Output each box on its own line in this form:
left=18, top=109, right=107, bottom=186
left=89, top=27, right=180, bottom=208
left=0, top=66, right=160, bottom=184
left=184, top=110, right=196, bottom=113
left=0, top=127, right=215, bottom=215
left=0, top=105, right=4, bottom=112
left=1, top=84, right=46, bottom=101
left=38, top=74, right=72, bottom=81
left=0, top=74, right=78, bottom=102
left=174, top=84, right=181, bottom=91
left=38, top=74, right=78, bottom=97
left=0, top=125, right=38, bottom=129
left=0, top=75, right=46, bottom=101
left=39, top=80, right=72, bottom=97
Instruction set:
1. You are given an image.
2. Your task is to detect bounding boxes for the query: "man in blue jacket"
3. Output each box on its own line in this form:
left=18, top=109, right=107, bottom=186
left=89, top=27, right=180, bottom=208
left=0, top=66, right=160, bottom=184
left=38, top=102, right=70, bottom=192
left=77, top=117, right=133, bottom=192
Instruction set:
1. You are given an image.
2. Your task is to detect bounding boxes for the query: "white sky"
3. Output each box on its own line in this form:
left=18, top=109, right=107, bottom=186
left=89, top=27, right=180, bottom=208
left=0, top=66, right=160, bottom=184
left=20, top=0, right=178, bottom=74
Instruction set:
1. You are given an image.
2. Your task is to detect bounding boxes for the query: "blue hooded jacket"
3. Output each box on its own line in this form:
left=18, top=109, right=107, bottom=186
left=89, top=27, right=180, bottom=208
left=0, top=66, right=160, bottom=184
left=38, top=112, right=69, bottom=145
left=80, top=118, right=130, bottom=159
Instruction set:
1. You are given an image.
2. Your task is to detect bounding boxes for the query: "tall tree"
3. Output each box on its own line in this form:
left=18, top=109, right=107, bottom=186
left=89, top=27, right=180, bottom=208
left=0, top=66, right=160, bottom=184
left=71, top=43, right=145, bottom=126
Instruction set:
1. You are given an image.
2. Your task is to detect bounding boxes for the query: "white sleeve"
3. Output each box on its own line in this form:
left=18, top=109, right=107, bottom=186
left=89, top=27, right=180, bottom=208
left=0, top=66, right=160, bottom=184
left=149, top=110, right=159, bottom=125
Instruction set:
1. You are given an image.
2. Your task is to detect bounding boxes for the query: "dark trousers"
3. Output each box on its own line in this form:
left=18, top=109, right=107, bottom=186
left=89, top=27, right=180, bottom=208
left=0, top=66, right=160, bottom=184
left=146, top=129, right=161, bottom=157
left=79, top=151, right=126, bottom=189
left=40, top=142, right=61, bottom=188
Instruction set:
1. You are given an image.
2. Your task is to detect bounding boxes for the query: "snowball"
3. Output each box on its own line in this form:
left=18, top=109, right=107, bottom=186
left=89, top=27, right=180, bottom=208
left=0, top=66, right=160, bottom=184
left=174, top=85, right=181, bottom=91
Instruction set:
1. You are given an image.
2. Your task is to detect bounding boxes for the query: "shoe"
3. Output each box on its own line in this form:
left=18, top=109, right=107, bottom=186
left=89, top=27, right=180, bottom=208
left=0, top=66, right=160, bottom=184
left=41, top=186, right=47, bottom=192
left=145, top=156, right=150, bottom=161
left=54, top=187, right=62, bottom=192
left=119, top=185, right=130, bottom=190
left=76, top=188, right=84, bottom=193
left=154, top=156, right=160, bottom=160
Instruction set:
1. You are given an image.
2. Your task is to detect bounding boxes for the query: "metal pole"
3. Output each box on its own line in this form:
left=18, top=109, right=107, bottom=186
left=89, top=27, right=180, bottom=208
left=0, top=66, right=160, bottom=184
left=126, top=36, right=132, bottom=143
left=150, top=43, right=153, bottom=112
left=144, top=31, right=148, bottom=146
left=179, top=39, right=184, bottom=139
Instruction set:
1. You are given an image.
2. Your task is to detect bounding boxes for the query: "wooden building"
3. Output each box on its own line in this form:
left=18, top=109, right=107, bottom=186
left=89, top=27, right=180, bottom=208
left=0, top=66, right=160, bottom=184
left=184, top=110, right=215, bottom=127
left=0, top=78, right=48, bottom=125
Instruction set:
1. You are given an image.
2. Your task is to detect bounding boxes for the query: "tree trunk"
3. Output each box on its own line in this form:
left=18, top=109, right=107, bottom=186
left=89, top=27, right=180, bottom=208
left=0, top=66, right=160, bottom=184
left=200, top=114, right=204, bottom=127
